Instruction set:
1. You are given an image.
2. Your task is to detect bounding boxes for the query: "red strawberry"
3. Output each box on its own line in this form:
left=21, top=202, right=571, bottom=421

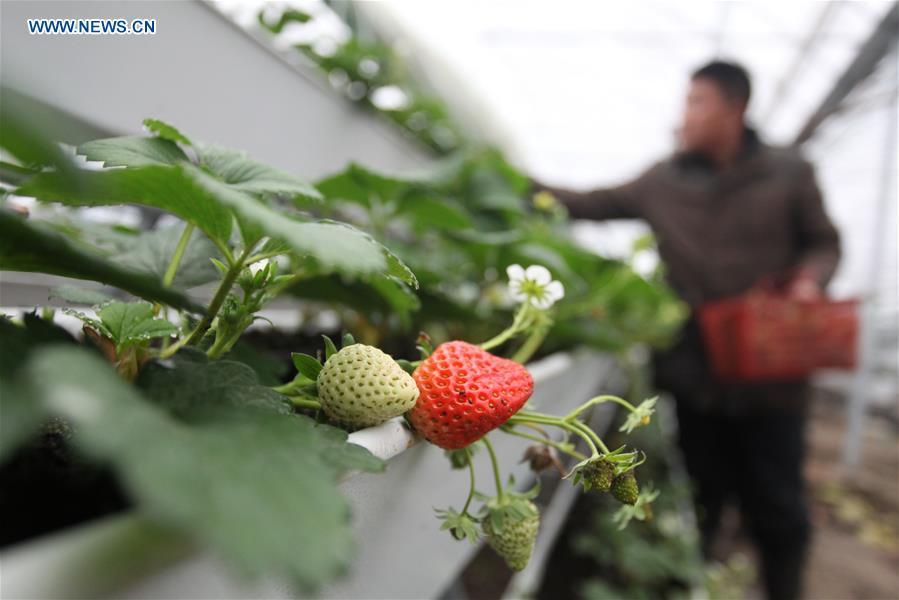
left=409, top=341, right=534, bottom=449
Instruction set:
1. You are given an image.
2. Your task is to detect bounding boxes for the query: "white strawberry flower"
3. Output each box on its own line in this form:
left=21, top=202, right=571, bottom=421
left=506, top=264, right=565, bottom=310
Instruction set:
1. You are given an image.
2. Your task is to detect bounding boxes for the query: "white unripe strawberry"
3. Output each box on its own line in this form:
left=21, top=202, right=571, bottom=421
left=317, top=344, right=419, bottom=428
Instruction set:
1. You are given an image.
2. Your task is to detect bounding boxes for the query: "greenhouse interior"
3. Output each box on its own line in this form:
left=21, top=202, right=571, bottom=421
left=0, top=1, right=897, bottom=599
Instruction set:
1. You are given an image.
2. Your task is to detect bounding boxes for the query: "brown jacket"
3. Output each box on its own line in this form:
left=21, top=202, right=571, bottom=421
left=540, top=130, right=841, bottom=413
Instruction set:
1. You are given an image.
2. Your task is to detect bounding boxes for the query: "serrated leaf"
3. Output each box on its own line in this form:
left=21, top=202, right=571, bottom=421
left=49, top=285, right=115, bottom=306
left=137, top=350, right=290, bottom=418
left=143, top=118, right=192, bottom=146
left=322, top=335, right=338, bottom=360
left=62, top=307, right=110, bottom=337
left=96, top=302, right=177, bottom=350
left=197, top=144, right=322, bottom=201
left=78, top=136, right=188, bottom=167
left=16, top=165, right=234, bottom=245
left=292, top=352, right=323, bottom=380
left=184, top=164, right=416, bottom=285
left=23, top=346, right=383, bottom=592
left=0, top=210, right=203, bottom=313
left=116, top=224, right=223, bottom=290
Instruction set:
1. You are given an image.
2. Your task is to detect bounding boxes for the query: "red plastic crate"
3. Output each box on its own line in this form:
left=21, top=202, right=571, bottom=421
left=698, top=290, right=859, bottom=383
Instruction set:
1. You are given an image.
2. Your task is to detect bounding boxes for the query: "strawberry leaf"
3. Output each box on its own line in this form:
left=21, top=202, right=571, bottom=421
left=0, top=315, right=75, bottom=462
left=95, top=302, right=177, bottom=351
left=16, top=165, right=235, bottom=244
left=78, top=136, right=188, bottom=167
left=22, top=346, right=383, bottom=592
left=0, top=211, right=203, bottom=313
left=143, top=118, right=192, bottom=146
left=197, top=144, right=322, bottom=202
left=49, top=285, right=114, bottom=306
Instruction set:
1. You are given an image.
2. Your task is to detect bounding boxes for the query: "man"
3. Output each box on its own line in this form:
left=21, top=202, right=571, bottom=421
left=535, top=61, right=841, bottom=600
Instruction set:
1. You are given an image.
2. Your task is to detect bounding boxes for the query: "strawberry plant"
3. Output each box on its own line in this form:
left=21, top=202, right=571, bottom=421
left=270, top=263, right=662, bottom=572
left=1, top=92, right=675, bottom=591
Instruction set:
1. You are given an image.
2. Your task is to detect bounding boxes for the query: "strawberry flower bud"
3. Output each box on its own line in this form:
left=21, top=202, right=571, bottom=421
left=619, top=396, right=658, bottom=434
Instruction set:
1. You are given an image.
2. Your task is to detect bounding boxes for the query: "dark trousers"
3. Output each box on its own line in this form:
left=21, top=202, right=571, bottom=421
left=675, top=398, right=811, bottom=600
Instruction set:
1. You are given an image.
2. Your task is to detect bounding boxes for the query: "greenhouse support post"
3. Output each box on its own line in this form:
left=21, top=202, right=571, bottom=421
left=842, top=80, right=897, bottom=468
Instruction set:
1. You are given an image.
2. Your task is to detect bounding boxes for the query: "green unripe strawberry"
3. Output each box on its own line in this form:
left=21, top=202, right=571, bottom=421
left=317, top=344, right=419, bottom=428
left=482, top=501, right=540, bottom=571
left=582, top=458, right=615, bottom=493
left=611, top=470, right=639, bottom=505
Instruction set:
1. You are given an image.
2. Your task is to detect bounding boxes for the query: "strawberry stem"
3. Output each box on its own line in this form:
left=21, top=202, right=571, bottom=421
left=515, top=406, right=613, bottom=454
left=500, top=426, right=587, bottom=461
left=288, top=396, right=321, bottom=411
left=570, top=419, right=610, bottom=454
left=480, top=303, right=533, bottom=351
left=564, top=395, right=636, bottom=421
left=482, top=436, right=505, bottom=503
left=461, top=447, right=476, bottom=515
left=510, top=319, right=550, bottom=364
left=507, top=413, right=600, bottom=457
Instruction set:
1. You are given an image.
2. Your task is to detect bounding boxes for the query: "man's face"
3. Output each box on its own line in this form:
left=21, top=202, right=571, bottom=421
left=679, top=78, right=743, bottom=153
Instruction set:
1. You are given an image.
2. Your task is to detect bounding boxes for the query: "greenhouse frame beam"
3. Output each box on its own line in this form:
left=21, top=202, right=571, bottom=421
left=762, top=2, right=838, bottom=124
left=793, top=2, right=898, bottom=146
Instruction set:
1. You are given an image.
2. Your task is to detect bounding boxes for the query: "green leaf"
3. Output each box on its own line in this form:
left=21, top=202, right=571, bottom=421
left=197, top=144, right=322, bottom=201
left=315, top=162, right=407, bottom=207
left=399, top=195, right=472, bottom=231
left=341, top=332, right=356, bottom=348
left=17, top=166, right=234, bottom=244
left=0, top=86, right=74, bottom=170
left=24, top=346, right=383, bottom=592
left=221, top=340, right=289, bottom=387
left=292, top=352, right=323, bottom=380
left=96, top=302, right=177, bottom=350
left=287, top=275, right=419, bottom=323
left=138, top=350, right=291, bottom=418
left=0, top=210, right=203, bottom=313
left=0, top=314, right=74, bottom=462
left=78, top=136, right=188, bottom=167
left=116, top=224, right=223, bottom=290
left=395, top=359, right=415, bottom=374
left=62, top=307, right=109, bottom=337
left=49, top=284, right=115, bottom=306
left=184, top=164, right=416, bottom=285
left=143, top=118, right=192, bottom=146
left=0, top=160, right=39, bottom=186
left=322, top=335, right=338, bottom=360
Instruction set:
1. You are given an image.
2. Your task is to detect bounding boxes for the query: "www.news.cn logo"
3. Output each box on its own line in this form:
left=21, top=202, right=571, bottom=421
left=27, top=18, right=156, bottom=35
